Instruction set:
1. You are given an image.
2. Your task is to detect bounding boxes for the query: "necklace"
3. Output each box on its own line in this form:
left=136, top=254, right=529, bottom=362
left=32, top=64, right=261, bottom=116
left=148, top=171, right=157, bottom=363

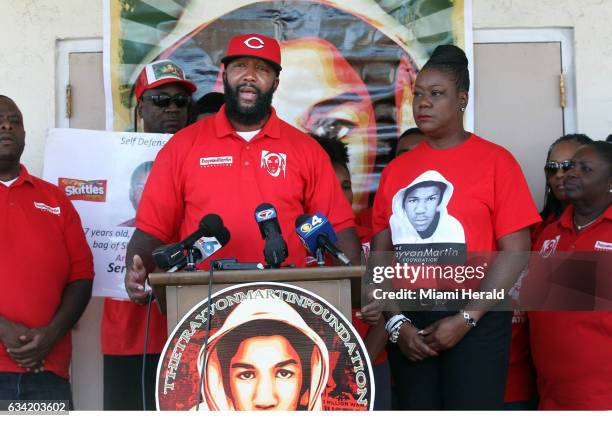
left=573, top=204, right=611, bottom=231
left=574, top=217, right=598, bottom=231
left=573, top=213, right=602, bottom=231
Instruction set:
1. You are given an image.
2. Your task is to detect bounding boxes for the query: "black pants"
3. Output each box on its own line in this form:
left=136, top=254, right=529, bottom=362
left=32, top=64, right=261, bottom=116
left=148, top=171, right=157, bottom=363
left=388, top=311, right=511, bottom=410
left=103, top=354, right=160, bottom=410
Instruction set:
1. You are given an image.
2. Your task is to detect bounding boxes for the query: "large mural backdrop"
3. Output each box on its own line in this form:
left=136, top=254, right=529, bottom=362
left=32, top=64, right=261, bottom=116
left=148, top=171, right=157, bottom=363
left=104, top=0, right=470, bottom=210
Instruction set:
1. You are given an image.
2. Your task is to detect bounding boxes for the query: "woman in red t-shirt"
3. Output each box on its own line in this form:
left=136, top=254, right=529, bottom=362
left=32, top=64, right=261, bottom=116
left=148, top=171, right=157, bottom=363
left=505, top=134, right=593, bottom=409
left=526, top=141, right=612, bottom=410
left=364, top=45, right=540, bottom=409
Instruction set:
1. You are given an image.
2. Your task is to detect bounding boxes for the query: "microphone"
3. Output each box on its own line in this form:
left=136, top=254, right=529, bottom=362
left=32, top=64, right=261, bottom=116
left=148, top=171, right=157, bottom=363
left=191, top=228, right=231, bottom=263
left=254, top=203, right=288, bottom=267
left=180, top=214, right=225, bottom=249
left=295, top=212, right=351, bottom=266
left=152, top=243, right=186, bottom=271
left=152, top=214, right=230, bottom=271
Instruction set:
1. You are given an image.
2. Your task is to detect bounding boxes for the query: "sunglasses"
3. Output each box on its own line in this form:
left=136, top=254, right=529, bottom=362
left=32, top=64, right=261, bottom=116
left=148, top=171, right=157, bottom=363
left=143, top=94, right=191, bottom=108
left=544, top=160, right=573, bottom=176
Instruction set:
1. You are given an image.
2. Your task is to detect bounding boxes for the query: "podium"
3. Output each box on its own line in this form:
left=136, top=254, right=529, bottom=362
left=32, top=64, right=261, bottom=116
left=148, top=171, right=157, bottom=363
left=148, top=266, right=365, bottom=332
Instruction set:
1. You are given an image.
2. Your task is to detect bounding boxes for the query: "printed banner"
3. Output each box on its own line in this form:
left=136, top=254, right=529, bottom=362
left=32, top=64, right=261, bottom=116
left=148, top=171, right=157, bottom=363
left=104, top=0, right=472, bottom=211
left=157, top=282, right=374, bottom=410
left=42, top=128, right=170, bottom=298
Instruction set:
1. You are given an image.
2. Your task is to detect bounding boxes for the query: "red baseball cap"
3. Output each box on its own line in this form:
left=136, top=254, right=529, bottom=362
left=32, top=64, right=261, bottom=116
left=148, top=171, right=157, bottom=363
left=221, top=33, right=282, bottom=72
left=134, top=59, right=197, bottom=101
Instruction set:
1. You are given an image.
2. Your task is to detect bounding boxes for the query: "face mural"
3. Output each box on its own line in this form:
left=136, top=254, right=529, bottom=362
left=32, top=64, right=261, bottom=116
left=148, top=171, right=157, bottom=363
left=274, top=38, right=376, bottom=207
left=130, top=1, right=422, bottom=210
left=109, top=0, right=467, bottom=208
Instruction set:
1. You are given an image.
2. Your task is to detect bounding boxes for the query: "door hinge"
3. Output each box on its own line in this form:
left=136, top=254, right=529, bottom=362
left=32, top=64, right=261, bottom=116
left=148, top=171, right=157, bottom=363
left=559, top=73, right=566, bottom=108
left=65, top=84, right=72, bottom=119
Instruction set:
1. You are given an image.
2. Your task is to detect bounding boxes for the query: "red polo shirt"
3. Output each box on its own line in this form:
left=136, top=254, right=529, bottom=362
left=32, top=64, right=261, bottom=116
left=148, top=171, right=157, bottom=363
left=137, top=105, right=355, bottom=267
left=102, top=107, right=355, bottom=355
left=528, top=205, right=612, bottom=410
left=0, top=165, right=94, bottom=378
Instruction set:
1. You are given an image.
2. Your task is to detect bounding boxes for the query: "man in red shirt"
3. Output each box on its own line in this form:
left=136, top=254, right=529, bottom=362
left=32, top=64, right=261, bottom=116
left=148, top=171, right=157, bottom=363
left=124, top=33, right=360, bottom=324
left=0, top=96, right=93, bottom=406
left=101, top=59, right=196, bottom=410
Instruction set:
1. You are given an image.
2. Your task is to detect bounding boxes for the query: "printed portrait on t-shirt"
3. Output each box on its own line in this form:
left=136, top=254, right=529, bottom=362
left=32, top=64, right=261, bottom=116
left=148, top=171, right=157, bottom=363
left=389, top=170, right=466, bottom=264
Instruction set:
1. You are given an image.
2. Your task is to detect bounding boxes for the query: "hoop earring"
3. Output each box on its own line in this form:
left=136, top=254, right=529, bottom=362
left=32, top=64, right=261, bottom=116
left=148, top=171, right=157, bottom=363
left=460, top=106, right=466, bottom=112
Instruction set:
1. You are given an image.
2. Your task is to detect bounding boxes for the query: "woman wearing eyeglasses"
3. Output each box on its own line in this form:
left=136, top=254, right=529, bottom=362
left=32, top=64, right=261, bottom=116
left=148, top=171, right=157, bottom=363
left=534, top=134, right=594, bottom=240
left=504, top=134, right=593, bottom=410
left=525, top=141, right=612, bottom=409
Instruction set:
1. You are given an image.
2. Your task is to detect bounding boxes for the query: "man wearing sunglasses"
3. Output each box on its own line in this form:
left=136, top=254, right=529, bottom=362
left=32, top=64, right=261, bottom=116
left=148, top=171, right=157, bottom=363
left=102, top=59, right=197, bottom=410
left=133, top=59, right=197, bottom=134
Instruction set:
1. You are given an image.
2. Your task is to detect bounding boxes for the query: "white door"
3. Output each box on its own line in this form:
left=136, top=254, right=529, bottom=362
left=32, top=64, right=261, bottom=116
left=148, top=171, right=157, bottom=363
left=57, top=40, right=105, bottom=410
left=473, top=29, right=576, bottom=211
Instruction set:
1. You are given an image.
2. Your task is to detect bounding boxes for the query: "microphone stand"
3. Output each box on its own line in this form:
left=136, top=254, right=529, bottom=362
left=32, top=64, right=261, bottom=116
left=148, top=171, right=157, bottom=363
left=185, top=247, right=197, bottom=271
left=316, top=247, right=326, bottom=266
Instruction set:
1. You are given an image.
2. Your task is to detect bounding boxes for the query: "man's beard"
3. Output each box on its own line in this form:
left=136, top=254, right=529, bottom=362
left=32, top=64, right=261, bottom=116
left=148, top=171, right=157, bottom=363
left=223, top=77, right=274, bottom=126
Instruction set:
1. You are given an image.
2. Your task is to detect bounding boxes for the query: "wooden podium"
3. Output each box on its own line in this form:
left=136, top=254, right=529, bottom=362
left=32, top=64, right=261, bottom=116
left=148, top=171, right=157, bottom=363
left=149, top=266, right=365, bottom=332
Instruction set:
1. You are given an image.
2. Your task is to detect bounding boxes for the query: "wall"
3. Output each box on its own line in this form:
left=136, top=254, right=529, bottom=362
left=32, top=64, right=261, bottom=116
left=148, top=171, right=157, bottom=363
left=1, top=1, right=611, bottom=178
left=0, top=0, right=102, bottom=176
left=473, top=0, right=612, bottom=140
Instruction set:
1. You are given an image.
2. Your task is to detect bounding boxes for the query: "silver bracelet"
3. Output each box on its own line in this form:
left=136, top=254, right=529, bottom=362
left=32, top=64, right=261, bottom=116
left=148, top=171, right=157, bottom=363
left=389, top=318, right=411, bottom=343
left=385, top=314, right=411, bottom=334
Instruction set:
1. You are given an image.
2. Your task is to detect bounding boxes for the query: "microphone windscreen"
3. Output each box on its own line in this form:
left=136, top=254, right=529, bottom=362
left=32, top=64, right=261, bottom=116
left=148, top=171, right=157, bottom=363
left=255, top=202, right=274, bottom=213
left=295, top=214, right=312, bottom=228
left=200, top=213, right=223, bottom=233
left=216, top=226, right=231, bottom=245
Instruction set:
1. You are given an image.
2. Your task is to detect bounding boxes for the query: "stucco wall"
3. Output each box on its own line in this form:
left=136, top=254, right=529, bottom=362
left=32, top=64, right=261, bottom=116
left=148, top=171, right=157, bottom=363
left=473, top=0, right=612, bottom=140
left=1, top=0, right=610, bottom=178
left=0, top=0, right=102, bottom=176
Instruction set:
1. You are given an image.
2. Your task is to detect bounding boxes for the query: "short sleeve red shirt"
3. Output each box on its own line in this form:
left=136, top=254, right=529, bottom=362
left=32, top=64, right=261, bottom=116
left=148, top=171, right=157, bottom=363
left=528, top=205, right=612, bottom=410
left=0, top=165, right=94, bottom=378
left=136, top=106, right=355, bottom=267
left=103, top=108, right=356, bottom=356
left=372, top=134, right=541, bottom=251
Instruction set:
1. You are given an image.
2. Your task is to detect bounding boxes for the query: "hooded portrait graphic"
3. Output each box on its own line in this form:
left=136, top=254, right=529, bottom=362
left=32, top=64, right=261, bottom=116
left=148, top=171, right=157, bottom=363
left=196, top=296, right=329, bottom=411
left=390, top=170, right=466, bottom=245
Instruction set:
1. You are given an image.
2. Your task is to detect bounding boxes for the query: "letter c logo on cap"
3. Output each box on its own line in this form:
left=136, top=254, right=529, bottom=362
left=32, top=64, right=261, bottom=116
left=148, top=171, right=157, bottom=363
left=244, top=36, right=265, bottom=49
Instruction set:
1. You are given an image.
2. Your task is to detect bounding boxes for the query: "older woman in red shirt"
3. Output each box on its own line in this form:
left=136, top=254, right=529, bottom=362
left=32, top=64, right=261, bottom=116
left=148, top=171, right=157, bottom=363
left=527, top=141, right=612, bottom=409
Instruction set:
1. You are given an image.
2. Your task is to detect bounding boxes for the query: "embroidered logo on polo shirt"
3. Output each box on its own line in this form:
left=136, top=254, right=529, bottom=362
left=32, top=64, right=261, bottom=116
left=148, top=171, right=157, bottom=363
left=539, top=235, right=560, bottom=258
left=59, top=178, right=107, bottom=202
left=261, top=150, right=286, bottom=178
left=594, top=241, right=612, bottom=251
left=34, top=202, right=61, bottom=215
left=200, top=156, right=233, bottom=167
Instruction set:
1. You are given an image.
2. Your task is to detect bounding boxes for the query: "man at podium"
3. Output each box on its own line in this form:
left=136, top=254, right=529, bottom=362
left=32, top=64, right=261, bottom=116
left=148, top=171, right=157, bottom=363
left=123, top=34, right=361, bottom=311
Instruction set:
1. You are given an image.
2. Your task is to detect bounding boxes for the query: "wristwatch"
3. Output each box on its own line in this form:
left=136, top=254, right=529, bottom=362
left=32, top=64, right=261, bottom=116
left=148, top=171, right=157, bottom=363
left=460, top=310, right=477, bottom=328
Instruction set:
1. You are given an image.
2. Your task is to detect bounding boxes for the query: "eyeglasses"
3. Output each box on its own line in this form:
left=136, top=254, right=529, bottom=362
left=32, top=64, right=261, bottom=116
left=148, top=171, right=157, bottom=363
left=143, top=94, right=191, bottom=108
left=544, top=160, right=573, bottom=176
